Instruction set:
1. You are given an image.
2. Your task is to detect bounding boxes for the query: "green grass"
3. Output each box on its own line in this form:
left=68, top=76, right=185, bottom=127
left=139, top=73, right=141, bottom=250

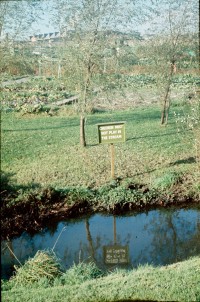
left=1, top=104, right=199, bottom=191
left=2, top=255, right=200, bottom=302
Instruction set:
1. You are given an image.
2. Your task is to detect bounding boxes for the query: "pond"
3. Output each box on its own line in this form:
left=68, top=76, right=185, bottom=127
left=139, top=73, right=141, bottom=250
left=1, top=206, right=200, bottom=280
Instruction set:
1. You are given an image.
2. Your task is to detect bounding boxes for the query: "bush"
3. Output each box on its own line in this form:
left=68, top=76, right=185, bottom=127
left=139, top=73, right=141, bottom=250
left=0, top=53, right=35, bottom=75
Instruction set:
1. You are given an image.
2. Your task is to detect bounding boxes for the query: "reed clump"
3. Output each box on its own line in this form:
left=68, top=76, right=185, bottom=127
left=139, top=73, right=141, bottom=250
left=10, top=250, right=62, bottom=286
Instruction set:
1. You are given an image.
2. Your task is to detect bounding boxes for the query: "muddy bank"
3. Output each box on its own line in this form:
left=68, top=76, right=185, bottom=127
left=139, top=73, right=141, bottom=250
left=1, top=183, right=199, bottom=241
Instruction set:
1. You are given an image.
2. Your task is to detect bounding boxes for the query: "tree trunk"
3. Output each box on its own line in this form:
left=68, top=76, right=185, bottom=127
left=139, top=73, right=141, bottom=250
left=80, top=115, right=86, bottom=147
left=161, top=61, right=174, bottom=125
left=161, top=83, right=170, bottom=124
left=165, top=99, right=171, bottom=125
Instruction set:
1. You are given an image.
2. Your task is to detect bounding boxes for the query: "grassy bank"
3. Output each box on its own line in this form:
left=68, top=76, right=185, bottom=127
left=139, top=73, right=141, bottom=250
left=2, top=251, right=200, bottom=302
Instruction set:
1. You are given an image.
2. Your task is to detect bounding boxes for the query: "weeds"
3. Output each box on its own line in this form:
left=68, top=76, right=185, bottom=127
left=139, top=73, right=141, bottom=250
left=55, top=261, right=104, bottom=286
left=151, top=172, right=182, bottom=190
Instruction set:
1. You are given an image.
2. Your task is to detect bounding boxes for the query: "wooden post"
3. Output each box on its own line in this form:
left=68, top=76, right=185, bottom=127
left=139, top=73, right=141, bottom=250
left=110, top=143, right=115, bottom=179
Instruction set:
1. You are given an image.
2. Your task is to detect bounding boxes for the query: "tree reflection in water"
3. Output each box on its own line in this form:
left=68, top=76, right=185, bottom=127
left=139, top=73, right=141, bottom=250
left=1, top=207, right=200, bottom=279
left=142, top=209, right=200, bottom=265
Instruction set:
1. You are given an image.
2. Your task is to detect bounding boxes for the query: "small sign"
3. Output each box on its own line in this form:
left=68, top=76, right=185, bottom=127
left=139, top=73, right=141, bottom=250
left=97, top=122, right=126, bottom=144
left=103, top=245, right=129, bottom=264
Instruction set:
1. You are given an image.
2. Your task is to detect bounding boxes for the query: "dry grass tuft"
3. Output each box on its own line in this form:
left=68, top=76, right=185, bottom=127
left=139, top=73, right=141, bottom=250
left=10, top=250, right=62, bottom=286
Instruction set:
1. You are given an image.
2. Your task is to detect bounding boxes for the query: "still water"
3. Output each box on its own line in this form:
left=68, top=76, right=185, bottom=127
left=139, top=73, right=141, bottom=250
left=1, top=207, right=200, bottom=279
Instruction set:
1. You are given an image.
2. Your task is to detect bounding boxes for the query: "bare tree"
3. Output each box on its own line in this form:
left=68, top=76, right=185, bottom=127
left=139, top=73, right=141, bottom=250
left=0, top=0, right=42, bottom=39
left=159, top=0, right=198, bottom=124
left=0, top=0, right=43, bottom=74
left=136, top=0, right=198, bottom=125
left=51, top=0, right=135, bottom=146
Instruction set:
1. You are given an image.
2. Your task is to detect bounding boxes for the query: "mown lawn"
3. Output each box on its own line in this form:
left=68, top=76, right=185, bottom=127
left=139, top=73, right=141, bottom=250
left=2, top=256, right=200, bottom=302
left=1, top=104, right=199, bottom=192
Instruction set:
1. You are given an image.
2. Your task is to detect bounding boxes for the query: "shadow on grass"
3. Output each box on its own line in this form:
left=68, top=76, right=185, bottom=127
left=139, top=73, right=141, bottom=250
left=169, top=157, right=196, bottom=166
left=2, top=120, right=80, bottom=132
left=87, top=130, right=185, bottom=147
left=1, top=171, right=16, bottom=193
left=131, top=168, right=158, bottom=178
left=126, top=131, right=180, bottom=142
left=126, top=128, right=190, bottom=142
left=87, top=143, right=99, bottom=147
left=1, top=108, right=174, bottom=133
left=1, top=171, right=41, bottom=194
left=89, top=109, right=161, bottom=126
left=112, top=300, right=157, bottom=302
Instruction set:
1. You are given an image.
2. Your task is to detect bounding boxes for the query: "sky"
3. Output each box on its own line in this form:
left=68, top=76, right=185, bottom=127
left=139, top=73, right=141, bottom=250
left=28, top=0, right=161, bottom=36
left=1, top=0, right=198, bottom=39
left=7, top=0, right=161, bottom=37
left=32, top=14, right=151, bottom=37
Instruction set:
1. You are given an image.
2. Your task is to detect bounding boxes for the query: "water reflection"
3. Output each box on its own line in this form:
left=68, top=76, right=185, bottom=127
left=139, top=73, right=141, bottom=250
left=103, top=217, right=129, bottom=265
left=1, top=207, right=200, bottom=279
